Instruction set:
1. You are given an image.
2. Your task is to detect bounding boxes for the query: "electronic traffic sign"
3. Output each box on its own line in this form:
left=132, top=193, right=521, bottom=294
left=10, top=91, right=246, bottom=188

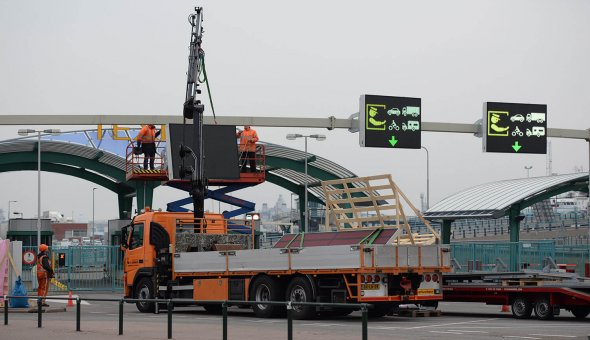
left=483, top=102, right=547, bottom=154
left=359, top=95, right=421, bottom=149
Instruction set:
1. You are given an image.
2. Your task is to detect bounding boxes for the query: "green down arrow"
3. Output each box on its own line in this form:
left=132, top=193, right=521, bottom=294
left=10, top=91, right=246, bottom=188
left=512, top=141, right=522, bottom=152
left=389, top=135, right=398, bottom=147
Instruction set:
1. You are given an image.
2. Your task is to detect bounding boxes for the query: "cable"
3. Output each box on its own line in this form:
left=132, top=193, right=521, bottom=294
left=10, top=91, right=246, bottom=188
left=198, top=53, right=217, bottom=124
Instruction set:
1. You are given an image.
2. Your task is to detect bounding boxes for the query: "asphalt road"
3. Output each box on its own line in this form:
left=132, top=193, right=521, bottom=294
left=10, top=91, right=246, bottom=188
left=3, top=294, right=589, bottom=340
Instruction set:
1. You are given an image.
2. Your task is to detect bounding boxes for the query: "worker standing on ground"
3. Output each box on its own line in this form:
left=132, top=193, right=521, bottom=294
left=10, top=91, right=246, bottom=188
left=36, top=244, right=54, bottom=307
left=236, top=125, right=259, bottom=172
left=135, top=124, right=161, bottom=170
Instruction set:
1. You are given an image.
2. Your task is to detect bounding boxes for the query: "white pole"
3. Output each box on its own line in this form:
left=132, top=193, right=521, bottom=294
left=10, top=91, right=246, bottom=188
left=304, top=136, right=308, bottom=233
left=421, top=146, right=430, bottom=210
left=92, top=188, right=96, bottom=239
left=8, top=200, right=16, bottom=224
left=37, top=131, right=41, bottom=250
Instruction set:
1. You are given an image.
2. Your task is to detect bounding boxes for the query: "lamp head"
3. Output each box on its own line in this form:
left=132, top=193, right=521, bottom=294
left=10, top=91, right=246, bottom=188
left=286, top=134, right=303, bottom=140
left=18, top=129, right=35, bottom=136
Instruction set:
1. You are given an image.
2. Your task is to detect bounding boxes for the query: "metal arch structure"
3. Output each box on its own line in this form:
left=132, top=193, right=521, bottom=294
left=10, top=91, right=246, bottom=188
left=0, top=131, right=361, bottom=226
left=0, top=139, right=158, bottom=219
left=424, top=173, right=589, bottom=245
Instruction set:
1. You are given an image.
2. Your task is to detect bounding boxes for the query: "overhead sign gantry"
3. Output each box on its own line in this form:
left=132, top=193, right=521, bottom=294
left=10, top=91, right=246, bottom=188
left=483, top=102, right=548, bottom=154
left=359, top=94, right=422, bottom=149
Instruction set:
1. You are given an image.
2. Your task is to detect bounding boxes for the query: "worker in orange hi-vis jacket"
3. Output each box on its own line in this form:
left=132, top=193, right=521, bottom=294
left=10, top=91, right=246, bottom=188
left=135, top=124, right=161, bottom=170
left=236, top=125, right=259, bottom=172
left=36, top=244, right=54, bottom=307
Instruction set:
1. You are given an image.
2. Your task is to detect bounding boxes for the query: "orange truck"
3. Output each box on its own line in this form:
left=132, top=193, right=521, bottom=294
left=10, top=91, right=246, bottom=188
left=121, top=208, right=451, bottom=319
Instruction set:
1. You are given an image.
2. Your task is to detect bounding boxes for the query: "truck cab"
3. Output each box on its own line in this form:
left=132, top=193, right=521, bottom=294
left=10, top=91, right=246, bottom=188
left=121, top=209, right=249, bottom=312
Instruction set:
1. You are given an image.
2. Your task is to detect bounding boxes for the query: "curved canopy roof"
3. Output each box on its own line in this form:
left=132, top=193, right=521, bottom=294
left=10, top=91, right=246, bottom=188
left=0, top=130, right=358, bottom=203
left=424, top=173, right=589, bottom=220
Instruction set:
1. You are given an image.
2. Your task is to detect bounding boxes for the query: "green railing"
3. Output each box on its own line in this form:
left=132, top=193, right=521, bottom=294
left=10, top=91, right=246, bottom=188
left=21, top=245, right=124, bottom=292
left=450, top=241, right=590, bottom=274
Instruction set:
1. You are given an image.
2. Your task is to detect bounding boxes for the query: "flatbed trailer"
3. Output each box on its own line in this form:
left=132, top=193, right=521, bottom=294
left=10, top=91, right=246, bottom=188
left=442, top=271, right=590, bottom=320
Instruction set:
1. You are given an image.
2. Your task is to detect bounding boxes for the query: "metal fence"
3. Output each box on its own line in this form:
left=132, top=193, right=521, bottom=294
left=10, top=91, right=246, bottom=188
left=450, top=241, right=590, bottom=274
left=17, top=242, right=589, bottom=293
left=2, top=296, right=370, bottom=340
left=21, top=246, right=124, bottom=292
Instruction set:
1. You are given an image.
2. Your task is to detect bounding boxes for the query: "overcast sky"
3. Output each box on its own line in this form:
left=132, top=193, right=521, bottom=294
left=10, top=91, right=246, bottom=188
left=0, top=0, right=589, bottom=223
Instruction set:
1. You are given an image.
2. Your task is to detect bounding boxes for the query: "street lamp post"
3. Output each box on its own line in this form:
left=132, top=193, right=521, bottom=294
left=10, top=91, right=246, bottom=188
left=525, top=165, right=533, bottom=178
left=92, top=187, right=97, bottom=239
left=286, top=134, right=326, bottom=233
left=289, top=193, right=296, bottom=224
left=18, top=128, right=61, bottom=250
left=421, top=146, right=430, bottom=210
left=7, top=200, right=17, bottom=223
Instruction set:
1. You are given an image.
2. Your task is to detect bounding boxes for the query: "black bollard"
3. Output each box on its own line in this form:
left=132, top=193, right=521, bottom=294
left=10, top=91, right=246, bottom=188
left=37, top=298, right=42, bottom=328
left=4, top=296, right=8, bottom=325
left=361, top=304, right=368, bottom=340
left=287, top=302, right=293, bottom=340
left=222, top=302, right=228, bottom=340
left=76, top=298, right=81, bottom=331
left=167, top=300, right=173, bottom=339
left=119, top=300, right=124, bottom=335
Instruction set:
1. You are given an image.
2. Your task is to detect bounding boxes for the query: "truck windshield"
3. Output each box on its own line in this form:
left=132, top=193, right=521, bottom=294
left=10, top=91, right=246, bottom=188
left=129, top=223, right=144, bottom=250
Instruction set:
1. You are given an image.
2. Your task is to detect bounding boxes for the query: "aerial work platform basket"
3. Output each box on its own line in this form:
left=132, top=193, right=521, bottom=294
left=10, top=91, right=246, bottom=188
left=125, top=143, right=169, bottom=181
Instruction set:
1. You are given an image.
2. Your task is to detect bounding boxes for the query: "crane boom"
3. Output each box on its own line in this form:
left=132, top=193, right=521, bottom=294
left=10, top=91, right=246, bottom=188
left=181, top=6, right=206, bottom=221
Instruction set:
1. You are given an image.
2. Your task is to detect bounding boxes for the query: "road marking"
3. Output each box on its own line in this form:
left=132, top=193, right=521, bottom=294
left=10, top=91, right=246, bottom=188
left=528, top=335, right=577, bottom=338
left=369, top=326, right=401, bottom=330
left=300, top=323, right=345, bottom=327
left=448, top=330, right=488, bottom=333
left=250, top=320, right=283, bottom=324
left=89, top=311, right=104, bottom=314
left=503, top=337, right=541, bottom=340
left=405, top=318, right=498, bottom=329
left=430, top=331, right=464, bottom=335
left=106, top=314, right=118, bottom=316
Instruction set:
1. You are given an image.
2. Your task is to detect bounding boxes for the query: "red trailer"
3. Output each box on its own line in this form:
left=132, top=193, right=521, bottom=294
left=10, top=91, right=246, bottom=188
left=442, top=272, right=590, bottom=320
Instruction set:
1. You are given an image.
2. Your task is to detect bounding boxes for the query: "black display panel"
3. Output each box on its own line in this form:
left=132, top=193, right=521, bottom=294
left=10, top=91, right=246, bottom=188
left=359, top=94, right=421, bottom=149
left=166, top=124, right=240, bottom=180
left=483, top=102, right=547, bottom=154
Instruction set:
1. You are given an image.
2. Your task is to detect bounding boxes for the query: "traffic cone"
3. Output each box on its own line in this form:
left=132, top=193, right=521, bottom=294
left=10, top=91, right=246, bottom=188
left=67, top=291, right=74, bottom=308
left=500, top=304, right=510, bottom=312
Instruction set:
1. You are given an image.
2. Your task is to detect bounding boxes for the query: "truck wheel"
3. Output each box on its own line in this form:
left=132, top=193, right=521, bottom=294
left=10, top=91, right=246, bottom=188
left=135, top=277, right=155, bottom=313
left=368, top=303, right=393, bottom=318
left=251, top=276, right=285, bottom=318
left=286, top=277, right=316, bottom=320
left=203, top=304, right=222, bottom=314
left=571, top=307, right=590, bottom=319
left=320, top=308, right=353, bottom=318
left=511, top=297, right=532, bottom=319
left=534, top=298, right=554, bottom=320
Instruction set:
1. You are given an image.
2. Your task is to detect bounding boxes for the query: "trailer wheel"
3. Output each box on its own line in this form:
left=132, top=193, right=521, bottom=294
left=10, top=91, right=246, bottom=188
left=511, top=296, right=532, bottom=319
left=534, top=298, right=554, bottom=320
left=251, top=276, right=285, bottom=318
left=135, top=277, right=155, bottom=313
left=286, top=277, right=316, bottom=320
left=571, top=307, right=590, bottom=319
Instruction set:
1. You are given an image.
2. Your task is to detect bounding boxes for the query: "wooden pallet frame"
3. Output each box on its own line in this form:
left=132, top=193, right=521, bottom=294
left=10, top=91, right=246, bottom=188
left=321, top=174, right=440, bottom=245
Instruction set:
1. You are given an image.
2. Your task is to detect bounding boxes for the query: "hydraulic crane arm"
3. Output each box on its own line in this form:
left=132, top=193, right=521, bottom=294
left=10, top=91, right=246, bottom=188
left=181, top=6, right=206, bottom=222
